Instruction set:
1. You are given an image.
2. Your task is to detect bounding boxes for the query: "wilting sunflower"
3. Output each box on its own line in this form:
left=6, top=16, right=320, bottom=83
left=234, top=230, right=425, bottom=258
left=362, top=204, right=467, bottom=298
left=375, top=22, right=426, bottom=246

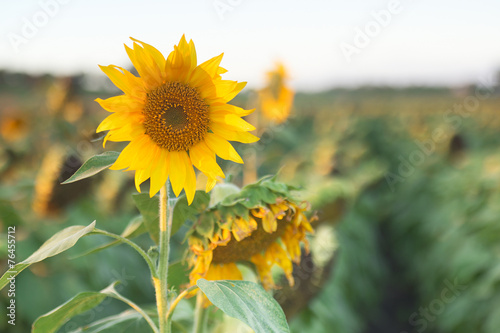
left=259, top=63, right=294, bottom=124
left=186, top=177, right=315, bottom=292
left=96, top=36, right=258, bottom=203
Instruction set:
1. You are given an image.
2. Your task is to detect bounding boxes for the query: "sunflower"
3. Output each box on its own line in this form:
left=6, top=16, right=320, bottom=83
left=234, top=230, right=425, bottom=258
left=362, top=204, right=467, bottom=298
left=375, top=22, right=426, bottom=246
left=96, top=36, right=258, bottom=203
left=0, top=112, right=28, bottom=143
left=33, top=146, right=92, bottom=216
left=259, top=63, right=294, bottom=124
left=186, top=178, right=315, bottom=291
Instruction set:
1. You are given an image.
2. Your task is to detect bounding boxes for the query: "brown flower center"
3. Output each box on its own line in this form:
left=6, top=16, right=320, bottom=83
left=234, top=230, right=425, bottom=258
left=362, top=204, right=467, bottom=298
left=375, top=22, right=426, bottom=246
left=143, top=82, right=209, bottom=151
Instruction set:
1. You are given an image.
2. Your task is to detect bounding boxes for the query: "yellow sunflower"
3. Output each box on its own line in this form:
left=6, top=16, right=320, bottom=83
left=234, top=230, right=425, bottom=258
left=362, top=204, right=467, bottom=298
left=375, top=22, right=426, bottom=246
left=96, top=36, right=258, bottom=203
left=187, top=189, right=315, bottom=291
left=259, top=63, right=294, bottom=124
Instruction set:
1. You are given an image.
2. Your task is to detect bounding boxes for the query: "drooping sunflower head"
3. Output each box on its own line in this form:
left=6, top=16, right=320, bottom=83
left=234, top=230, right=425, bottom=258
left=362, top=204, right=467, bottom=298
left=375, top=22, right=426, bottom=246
left=259, top=63, right=294, bottom=124
left=96, top=36, right=259, bottom=203
left=186, top=177, right=315, bottom=291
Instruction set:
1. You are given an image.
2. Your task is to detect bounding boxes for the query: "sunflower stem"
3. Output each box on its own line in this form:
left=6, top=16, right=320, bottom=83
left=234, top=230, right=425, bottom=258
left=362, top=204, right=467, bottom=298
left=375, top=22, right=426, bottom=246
left=192, top=291, right=208, bottom=333
left=156, top=182, right=173, bottom=333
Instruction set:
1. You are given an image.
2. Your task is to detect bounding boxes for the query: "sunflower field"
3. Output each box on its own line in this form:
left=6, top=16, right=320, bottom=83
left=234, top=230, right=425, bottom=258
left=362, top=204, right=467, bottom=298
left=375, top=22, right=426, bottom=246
left=1, top=7, right=500, bottom=333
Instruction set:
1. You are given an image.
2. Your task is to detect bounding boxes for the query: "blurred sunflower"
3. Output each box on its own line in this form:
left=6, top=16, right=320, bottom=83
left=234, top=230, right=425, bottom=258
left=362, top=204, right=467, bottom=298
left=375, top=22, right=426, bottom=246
left=33, top=146, right=92, bottom=216
left=0, top=113, right=28, bottom=142
left=187, top=178, right=315, bottom=291
left=96, top=36, right=258, bottom=203
left=259, top=63, right=294, bottom=124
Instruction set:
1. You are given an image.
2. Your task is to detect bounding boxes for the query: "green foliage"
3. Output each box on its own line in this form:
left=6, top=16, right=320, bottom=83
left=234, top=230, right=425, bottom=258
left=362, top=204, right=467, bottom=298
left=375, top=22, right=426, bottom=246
left=132, top=194, right=160, bottom=244
left=173, top=190, right=211, bottom=234
left=220, top=175, right=297, bottom=208
left=132, top=190, right=210, bottom=245
left=167, top=261, right=190, bottom=291
left=67, top=309, right=151, bottom=333
left=197, top=279, right=290, bottom=333
left=62, top=152, right=119, bottom=184
left=385, top=157, right=500, bottom=333
left=32, top=287, right=109, bottom=333
left=72, top=216, right=146, bottom=258
left=208, top=183, right=241, bottom=208
left=0, top=221, right=96, bottom=290
left=33, top=281, right=158, bottom=333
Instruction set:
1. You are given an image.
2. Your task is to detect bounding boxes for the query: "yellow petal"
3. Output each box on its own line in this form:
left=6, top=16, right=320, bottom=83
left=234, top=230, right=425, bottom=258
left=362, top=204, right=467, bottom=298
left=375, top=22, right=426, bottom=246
left=116, top=139, right=155, bottom=172
left=231, top=217, right=257, bottom=241
left=208, top=81, right=246, bottom=103
left=199, top=79, right=237, bottom=100
left=188, top=39, right=197, bottom=73
left=110, top=140, right=139, bottom=170
left=96, top=95, right=144, bottom=113
left=110, top=135, right=149, bottom=170
left=149, top=148, right=169, bottom=196
left=189, top=141, right=225, bottom=179
left=210, top=112, right=255, bottom=132
left=125, top=43, right=162, bottom=89
left=250, top=254, right=275, bottom=290
left=127, top=136, right=157, bottom=170
left=204, top=133, right=243, bottom=164
left=130, top=37, right=166, bottom=76
left=266, top=243, right=294, bottom=286
left=261, top=209, right=277, bottom=233
left=206, top=177, right=217, bottom=192
left=169, top=151, right=187, bottom=197
left=211, top=104, right=254, bottom=117
left=98, top=65, right=146, bottom=100
left=223, top=263, right=243, bottom=280
left=217, top=67, right=228, bottom=75
left=165, top=35, right=196, bottom=83
left=140, top=144, right=162, bottom=196
left=190, top=53, right=224, bottom=87
left=210, top=122, right=259, bottom=143
left=102, top=122, right=144, bottom=146
left=183, top=154, right=197, bottom=204
left=96, top=112, right=143, bottom=133
left=134, top=169, right=147, bottom=192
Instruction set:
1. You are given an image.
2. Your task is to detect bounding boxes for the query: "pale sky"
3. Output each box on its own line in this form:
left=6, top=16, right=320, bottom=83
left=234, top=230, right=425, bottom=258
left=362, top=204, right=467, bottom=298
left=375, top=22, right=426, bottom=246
left=1, top=0, right=499, bottom=91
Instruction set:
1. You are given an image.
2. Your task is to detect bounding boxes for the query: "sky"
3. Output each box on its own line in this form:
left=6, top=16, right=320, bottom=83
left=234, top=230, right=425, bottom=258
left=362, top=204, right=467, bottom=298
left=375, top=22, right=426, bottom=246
left=1, top=0, right=500, bottom=92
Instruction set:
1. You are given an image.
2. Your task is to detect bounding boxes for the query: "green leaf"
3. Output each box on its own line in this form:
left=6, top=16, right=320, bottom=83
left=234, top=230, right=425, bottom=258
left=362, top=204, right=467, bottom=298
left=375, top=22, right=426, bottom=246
left=167, top=261, right=190, bottom=291
left=253, top=187, right=279, bottom=205
left=132, top=193, right=160, bottom=245
left=209, top=183, right=241, bottom=208
left=0, top=221, right=95, bottom=290
left=173, top=191, right=210, bottom=235
left=71, top=216, right=145, bottom=259
left=229, top=187, right=277, bottom=209
left=32, top=282, right=117, bottom=333
left=68, top=309, right=154, bottom=333
left=62, top=152, right=119, bottom=184
left=196, top=214, right=215, bottom=238
left=121, top=216, right=147, bottom=239
left=261, top=179, right=293, bottom=196
left=230, top=203, right=250, bottom=221
left=197, top=279, right=290, bottom=333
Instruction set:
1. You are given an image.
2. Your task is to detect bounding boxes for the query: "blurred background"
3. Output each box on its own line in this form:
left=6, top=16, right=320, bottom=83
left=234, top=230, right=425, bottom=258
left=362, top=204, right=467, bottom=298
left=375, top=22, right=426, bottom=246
left=1, top=0, right=500, bottom=332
